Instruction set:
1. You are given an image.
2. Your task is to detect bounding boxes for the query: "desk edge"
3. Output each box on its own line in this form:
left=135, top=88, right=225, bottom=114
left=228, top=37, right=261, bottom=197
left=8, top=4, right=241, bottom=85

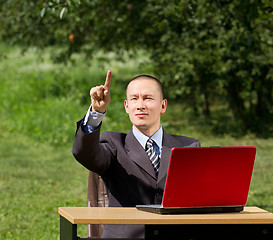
left=58, top=207, right=76, bottom=224
left=58, top=206, right=273, bottom=225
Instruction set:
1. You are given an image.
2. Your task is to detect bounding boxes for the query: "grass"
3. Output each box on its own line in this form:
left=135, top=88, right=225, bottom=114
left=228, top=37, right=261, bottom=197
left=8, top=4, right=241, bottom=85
left=0, top=120, right=87, bottom=239
left=0, top=43, right=272, bottom=239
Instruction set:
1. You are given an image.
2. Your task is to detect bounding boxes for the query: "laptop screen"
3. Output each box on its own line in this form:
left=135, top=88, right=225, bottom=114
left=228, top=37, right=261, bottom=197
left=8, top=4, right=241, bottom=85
left=162, top=146, right=256, bottom=208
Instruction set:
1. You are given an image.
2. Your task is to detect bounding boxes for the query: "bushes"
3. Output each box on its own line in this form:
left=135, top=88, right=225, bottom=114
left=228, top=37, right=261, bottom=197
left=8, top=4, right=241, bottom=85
left=1, top=0, right=272, bottom=136
left=0, top=44, right=150, bottom=146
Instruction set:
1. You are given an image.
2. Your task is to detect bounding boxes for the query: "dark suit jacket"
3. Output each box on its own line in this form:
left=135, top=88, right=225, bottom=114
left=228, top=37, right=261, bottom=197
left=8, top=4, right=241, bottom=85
left=72, top=119, right=200, bottom=238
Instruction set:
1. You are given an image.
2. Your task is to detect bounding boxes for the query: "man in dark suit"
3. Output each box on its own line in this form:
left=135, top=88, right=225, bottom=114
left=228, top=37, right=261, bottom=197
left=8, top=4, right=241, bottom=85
left=72, top=70, right=200, bottom=238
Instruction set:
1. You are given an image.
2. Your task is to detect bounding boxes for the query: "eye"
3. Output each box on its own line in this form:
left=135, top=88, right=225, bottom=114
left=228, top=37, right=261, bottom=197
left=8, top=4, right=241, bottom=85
left=145, top=96, right=154, bottom=100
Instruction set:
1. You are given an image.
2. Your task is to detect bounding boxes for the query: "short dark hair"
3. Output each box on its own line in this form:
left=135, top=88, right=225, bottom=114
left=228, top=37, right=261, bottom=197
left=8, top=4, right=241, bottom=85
left=127, top=75, right=165, bottom=99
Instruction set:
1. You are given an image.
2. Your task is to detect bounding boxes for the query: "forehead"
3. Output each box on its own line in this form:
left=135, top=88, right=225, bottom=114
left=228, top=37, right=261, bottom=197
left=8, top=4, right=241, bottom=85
left=126, top=78, right=161, bottom=96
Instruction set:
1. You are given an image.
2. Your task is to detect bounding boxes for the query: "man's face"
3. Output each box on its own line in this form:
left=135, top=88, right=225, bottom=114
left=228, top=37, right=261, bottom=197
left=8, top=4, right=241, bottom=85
left=124, top=78, right=167, bottom=136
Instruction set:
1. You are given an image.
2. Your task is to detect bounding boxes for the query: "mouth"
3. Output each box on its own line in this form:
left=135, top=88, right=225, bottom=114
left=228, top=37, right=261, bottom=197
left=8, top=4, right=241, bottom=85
left=135, top=113, right=148, bottom=118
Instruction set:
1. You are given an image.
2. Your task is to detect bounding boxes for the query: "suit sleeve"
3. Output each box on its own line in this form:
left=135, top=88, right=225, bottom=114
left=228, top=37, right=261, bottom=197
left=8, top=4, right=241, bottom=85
left=72, top=119, right=113, bottom=176
left=195, top=140, right=201, bottom=147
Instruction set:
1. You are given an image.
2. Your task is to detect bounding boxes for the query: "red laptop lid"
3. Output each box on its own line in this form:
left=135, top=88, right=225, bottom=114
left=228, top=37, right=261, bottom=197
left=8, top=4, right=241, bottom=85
left=162, top=146, right=256, bottom=208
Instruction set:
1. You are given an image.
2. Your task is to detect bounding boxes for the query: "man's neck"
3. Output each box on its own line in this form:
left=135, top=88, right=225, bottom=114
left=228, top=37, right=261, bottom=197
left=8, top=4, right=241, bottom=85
left=133, top=125, right=161, bottom=137
left=132, top=125, right=163, bottom=155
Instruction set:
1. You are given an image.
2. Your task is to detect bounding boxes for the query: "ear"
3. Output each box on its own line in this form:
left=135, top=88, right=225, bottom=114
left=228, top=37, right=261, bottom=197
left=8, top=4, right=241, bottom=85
left=160, top=99, right=167, bottom=114
left=124, top=100, right=129, bottom=114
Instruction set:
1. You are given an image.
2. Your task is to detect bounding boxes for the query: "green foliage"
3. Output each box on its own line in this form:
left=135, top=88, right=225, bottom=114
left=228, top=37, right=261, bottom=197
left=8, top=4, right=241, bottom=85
left=0, top=43, right=272, bottom=239
left=1, top=0, right=272, bottom=136
left=149, top=1, right=273, bottom=136
left=0, top=44, right=153, bottom=146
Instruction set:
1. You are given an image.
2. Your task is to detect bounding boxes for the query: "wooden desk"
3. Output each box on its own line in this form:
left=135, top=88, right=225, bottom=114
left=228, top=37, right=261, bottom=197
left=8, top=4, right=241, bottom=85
left=58, top=206, right=273, bottom=239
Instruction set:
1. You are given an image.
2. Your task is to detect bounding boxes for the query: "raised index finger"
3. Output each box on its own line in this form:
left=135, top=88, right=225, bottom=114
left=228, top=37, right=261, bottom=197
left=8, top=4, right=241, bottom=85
left=104, top=70, right=111, bottom=90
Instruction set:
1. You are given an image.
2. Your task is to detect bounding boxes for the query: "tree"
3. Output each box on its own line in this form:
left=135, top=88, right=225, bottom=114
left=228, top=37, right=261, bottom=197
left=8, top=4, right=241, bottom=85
left=0, top=0, right=272, bottom=136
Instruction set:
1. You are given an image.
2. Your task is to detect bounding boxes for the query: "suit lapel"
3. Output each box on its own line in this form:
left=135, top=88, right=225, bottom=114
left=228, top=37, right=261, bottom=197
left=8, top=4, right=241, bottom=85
left=125, top=129, right=157, bottom=180
left=124, top=129, right=176, bottom=182
left=157, top=145, right=172, bottom=182
left=157, top=131, right=173, bottom=182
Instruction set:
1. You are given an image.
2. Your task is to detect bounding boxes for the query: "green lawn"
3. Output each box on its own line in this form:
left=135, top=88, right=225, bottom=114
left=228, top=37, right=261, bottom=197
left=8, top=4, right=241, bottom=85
left=0, top=121, right=89, bottom=239
left=0, top=44, right=272, bottom=239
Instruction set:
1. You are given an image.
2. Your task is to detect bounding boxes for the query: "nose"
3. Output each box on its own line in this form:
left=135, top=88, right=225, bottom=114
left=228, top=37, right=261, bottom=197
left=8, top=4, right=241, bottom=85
left=137, top=99, right=145, bottom=110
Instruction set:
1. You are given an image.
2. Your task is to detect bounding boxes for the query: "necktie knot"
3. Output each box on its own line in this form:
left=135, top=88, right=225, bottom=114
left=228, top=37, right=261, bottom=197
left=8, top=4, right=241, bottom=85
left=145, top=139, right=160, bottom=177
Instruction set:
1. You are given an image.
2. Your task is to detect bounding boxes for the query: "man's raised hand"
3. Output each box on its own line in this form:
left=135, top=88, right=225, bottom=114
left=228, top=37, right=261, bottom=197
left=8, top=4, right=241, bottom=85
left=90, top=70, right=111, bottom=113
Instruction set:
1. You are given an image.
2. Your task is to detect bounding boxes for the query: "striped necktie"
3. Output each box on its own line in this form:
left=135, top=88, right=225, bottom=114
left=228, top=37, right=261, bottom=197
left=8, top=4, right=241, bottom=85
left=145, top=138, right=160, bottom=177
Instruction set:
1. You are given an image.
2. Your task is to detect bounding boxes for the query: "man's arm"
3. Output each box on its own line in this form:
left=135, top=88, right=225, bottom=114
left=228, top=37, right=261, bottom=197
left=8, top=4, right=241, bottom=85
left=72, top=70, right=113, bottom=175
left=72, top=122, right=112, bottom=175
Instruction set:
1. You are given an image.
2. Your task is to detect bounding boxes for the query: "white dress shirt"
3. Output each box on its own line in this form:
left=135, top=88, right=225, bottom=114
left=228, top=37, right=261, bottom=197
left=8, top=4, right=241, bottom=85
left=82, top=105, right=163, bottom=156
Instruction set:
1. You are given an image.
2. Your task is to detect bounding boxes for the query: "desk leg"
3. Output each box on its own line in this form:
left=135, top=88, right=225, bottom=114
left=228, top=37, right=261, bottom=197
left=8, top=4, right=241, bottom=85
left=60, top=215, right=78, bottom=240
left=145, top=224, right=273, bottom=240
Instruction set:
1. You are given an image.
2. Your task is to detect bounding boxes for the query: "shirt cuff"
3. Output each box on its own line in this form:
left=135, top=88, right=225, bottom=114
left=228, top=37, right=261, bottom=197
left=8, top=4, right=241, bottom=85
left=82, top=105, right=106, bottom=133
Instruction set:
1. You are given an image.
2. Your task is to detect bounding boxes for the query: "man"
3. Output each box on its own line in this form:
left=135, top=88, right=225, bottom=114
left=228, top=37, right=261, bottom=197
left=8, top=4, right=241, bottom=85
left=72, top=70, right=200, bottom=238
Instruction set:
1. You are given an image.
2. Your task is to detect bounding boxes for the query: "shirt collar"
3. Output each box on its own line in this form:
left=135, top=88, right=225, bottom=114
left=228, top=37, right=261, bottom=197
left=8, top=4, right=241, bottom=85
left=132, top=126, right=163, bottom=150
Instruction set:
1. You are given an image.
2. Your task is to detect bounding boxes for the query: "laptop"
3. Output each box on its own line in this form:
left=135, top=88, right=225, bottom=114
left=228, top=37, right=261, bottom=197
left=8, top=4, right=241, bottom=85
left=136, top=146, right=256, bottom=214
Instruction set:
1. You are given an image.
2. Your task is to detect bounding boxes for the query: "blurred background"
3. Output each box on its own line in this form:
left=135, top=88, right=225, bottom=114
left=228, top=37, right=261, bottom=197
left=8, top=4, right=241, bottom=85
left=0, top=1, right=272, bottom=239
